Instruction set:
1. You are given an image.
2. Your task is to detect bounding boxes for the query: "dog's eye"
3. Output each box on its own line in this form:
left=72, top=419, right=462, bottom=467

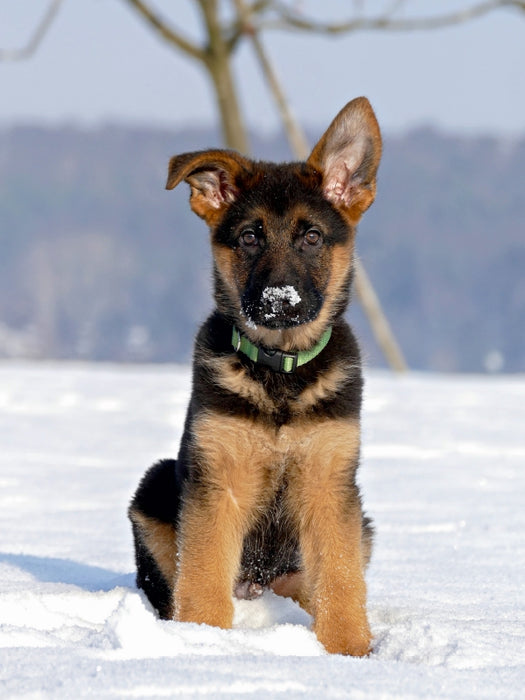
left=304, top=229, right=322, bottom=246
left=240, top=229, right=258, bottom=247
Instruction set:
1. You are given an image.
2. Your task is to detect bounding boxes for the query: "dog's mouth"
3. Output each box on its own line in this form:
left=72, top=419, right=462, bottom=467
left=241, top=285, right=322, bottom=330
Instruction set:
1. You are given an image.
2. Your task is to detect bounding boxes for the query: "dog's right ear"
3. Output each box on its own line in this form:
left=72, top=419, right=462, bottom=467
left=166, top=150, right=251, bottom=227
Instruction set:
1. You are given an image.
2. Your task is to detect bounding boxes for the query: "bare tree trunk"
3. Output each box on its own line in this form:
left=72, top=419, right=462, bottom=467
left=353, top=258, right=407, bottom=371
left=203, top=56, right=249, bottom=152
left=199, top=0, right=249, bottom=152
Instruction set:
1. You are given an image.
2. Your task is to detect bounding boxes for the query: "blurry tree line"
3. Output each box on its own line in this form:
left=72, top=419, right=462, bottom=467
left=0, top=123, right=523, bottom=372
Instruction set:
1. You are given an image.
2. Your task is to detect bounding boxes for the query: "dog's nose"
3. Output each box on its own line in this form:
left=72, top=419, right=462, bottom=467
left=259, top=285, right=301, bottom=322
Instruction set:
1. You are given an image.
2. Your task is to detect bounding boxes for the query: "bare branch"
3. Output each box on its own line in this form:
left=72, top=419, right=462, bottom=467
left=0, top=0, right=63, bottom=61
left=226, top=0, right=273, bottom=51
left=270, top=0, right=525, bottom=34
left=123, top=0, right=205, bottom=62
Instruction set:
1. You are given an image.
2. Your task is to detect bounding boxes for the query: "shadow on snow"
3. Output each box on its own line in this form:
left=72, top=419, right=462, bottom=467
left=0, top=552, right=134, bottom=592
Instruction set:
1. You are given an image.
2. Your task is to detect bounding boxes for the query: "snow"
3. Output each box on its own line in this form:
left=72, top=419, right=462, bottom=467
left=0, top=361, right=524, bottom=698
left=261, top=286, right=301, bottom=306
left=261, top=286, right=301, bottom=321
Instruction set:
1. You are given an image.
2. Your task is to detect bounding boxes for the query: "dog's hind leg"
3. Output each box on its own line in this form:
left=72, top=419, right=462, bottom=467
left=269, top=571, right=310, bottom=608
left=128, top=459, right=180, bottom=619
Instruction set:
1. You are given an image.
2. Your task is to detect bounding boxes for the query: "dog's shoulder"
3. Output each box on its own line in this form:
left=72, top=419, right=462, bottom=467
left=190, top=312, right=362, bottom=423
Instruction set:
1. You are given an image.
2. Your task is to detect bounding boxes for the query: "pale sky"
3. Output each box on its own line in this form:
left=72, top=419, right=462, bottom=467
left=1, top=0, right=524, bottom=136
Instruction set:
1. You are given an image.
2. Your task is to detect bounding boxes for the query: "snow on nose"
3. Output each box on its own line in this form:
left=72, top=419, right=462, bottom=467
left=261, top=285, right=301, bottom=321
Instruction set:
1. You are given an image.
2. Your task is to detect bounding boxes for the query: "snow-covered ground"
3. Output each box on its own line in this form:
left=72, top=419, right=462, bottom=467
left=0, top=362, right=523, bottom=698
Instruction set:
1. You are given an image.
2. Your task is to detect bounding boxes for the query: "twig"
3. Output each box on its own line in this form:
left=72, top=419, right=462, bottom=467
left=0, top=0, right=64, bottom=61
left=267, top=0, right=525, bottom=34
left=123, top=0, right=205, bottom=62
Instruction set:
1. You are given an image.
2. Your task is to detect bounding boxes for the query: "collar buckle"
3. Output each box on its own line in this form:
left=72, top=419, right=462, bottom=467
left=257, top=347, right=298, bottom=373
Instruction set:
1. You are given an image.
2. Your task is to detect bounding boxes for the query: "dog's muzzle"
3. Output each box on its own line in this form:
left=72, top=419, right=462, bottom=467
left=241, top=285, right=323, bottom=330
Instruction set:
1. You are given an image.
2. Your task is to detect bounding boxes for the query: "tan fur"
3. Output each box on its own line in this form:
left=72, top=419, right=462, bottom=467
left=204, top=356, right=276, bottom=414
left=211, top=244, right=243, bottom=305
left=188, top=189, right=224, bottom=228
left=291, top=362, right=349, bottom=413
left=269, top=571, right=306, bottom=603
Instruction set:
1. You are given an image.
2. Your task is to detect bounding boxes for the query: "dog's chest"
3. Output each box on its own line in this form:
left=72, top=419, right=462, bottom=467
left=209, top=355, right=348, bottom=422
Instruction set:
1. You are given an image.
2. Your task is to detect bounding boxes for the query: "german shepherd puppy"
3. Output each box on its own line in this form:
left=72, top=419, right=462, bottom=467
left=129, top=97, right=381, bottom=656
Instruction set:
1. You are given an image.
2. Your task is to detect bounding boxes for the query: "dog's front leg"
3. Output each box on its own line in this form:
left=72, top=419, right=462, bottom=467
left=174, top=485, right=246, bottom=628
left=174, top=412, right=272, bottom=629
left=290, top=419, right=372, bottom=656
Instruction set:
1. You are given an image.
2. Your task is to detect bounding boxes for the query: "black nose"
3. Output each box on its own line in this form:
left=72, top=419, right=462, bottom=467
left=241, top=283, right=323, bottom=329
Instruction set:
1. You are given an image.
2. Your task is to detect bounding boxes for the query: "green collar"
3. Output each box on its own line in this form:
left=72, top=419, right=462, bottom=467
left=231, top=326, right=332, bottom=373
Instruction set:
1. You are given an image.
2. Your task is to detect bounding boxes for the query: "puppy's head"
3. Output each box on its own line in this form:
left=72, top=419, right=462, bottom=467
left=166, top=97, right=381, bottom=351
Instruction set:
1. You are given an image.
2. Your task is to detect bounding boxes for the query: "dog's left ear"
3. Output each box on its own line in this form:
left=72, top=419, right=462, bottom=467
left=307, top=97, right=382, bottom=222
left=166, top=149, right=251, bottom=227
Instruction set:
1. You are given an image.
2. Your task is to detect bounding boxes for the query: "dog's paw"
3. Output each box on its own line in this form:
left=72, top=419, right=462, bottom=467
left=175, top=590, right=234, bottom=629
left=314, top=614, right=372, bottom=656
